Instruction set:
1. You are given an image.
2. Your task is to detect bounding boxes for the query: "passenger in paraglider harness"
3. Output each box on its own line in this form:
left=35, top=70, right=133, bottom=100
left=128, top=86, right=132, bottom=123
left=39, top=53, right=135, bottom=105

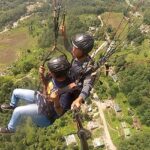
left=0, top=55, right=79, bottom=134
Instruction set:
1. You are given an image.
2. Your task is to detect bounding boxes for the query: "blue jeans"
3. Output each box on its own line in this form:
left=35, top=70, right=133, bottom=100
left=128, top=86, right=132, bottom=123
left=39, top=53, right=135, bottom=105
left=8, top=89, right=52, bottom=131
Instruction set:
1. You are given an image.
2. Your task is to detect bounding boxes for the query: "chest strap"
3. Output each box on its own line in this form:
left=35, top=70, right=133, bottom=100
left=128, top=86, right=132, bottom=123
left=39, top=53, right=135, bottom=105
left=57, top=82, right=78, bottom=95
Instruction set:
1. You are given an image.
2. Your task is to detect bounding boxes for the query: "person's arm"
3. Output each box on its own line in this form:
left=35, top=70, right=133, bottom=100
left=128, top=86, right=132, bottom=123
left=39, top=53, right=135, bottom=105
left=55, top=92, right=75, bottom=115
left=39, top=66, right=52, bottom=94
left=50, top=91, right=64, bottom=115
left=60, top=25, right=72, bottom=52
left=39, top=66, right=47, bottom=85
left=71, top=74, right=96, bottom=109
left=54, top=100, right=64, bottom=115
left=79, top=75, right=95, bottom=100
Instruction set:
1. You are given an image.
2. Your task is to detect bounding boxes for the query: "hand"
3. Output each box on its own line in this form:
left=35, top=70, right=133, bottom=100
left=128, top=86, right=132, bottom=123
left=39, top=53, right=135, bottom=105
left=39, top=65, right=45, bottom=75
left=71, top=96, right=83, bottom=110
left=60, top=25, right=66, bottom=37
left=49, top=91, right=59, bottom=102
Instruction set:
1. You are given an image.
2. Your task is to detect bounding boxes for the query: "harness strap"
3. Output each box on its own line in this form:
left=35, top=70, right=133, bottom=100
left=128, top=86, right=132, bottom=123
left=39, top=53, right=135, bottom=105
left=57, top=82, right=78, bottom=95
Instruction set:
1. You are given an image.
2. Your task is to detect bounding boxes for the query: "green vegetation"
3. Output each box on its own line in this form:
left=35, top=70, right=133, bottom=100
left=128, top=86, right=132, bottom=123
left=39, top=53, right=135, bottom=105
left=0, top=0, right=26, bottom=28
left=0, top=0, right=150, bottom=149
left=0, top=27, right=37, bottom=68
left=144, top=10, right=150, bottom=25
left=119, top=64, right=150, bottom=126
left=127, top=25, right=145, bottom=44
left=118, top=132, right=150, bottom=150
left=0, top=0, right=47, bottom=30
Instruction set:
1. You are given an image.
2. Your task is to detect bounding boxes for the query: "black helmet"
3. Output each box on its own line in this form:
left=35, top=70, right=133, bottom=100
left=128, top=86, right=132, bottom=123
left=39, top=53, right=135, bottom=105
left=72, top=33, right=94, bottom=54
left=47, top=55, right=70, bottom=77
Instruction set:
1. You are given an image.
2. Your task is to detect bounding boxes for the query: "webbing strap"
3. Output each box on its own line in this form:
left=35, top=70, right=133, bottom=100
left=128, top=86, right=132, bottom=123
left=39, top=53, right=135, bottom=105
left=57, top=82, right=78, bottom=95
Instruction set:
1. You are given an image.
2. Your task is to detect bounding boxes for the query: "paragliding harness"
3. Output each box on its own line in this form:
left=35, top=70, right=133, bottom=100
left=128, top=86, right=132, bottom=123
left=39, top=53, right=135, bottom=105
left=37, top=81, right=78, bottom=121
left=75, top=41, right=116, bottom=85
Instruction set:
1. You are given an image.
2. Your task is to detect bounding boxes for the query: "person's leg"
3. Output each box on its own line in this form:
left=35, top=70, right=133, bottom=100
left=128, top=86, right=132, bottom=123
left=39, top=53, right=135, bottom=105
left=1, top=88, right=37, bottom=110
left=31, top=114, right=54, bottom=127
left=10, top=88, right=37, bottom=107
left=7, top=104, right=51, bottom=131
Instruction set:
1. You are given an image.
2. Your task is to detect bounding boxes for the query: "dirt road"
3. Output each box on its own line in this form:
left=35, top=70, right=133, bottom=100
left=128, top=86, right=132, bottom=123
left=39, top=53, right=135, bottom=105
left=94, top=99, right=116, bottom=150
left=98, top=15, right=104, bottom=27
left=125, top=0, right=134, bottom=8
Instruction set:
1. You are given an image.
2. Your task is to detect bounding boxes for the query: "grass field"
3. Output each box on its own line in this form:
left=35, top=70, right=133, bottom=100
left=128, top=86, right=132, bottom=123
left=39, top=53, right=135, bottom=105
left=0, top=27, right=37, bottom=71
left=101, top=12, right=129, bottom=39
left=110, top=38, right=150, bottom=66
left=125, top=39, right=150, bottom=63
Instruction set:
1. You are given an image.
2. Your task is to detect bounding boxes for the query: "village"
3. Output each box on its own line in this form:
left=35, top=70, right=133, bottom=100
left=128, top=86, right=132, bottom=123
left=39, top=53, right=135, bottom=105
left=64, top=66, right=142, bottom=150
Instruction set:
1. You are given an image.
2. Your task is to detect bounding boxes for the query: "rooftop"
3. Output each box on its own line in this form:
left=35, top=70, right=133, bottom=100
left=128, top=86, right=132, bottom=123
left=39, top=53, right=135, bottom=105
left=64, top=134, right=77, bottom=146
left=93, top=138, right=104, bottom=148
left=87, top=121, right=99, bottom=130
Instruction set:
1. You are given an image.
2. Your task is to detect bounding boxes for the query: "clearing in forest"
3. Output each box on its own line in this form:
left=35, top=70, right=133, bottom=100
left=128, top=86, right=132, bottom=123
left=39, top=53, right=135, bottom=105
left=0, top=27, right=36, bottom=71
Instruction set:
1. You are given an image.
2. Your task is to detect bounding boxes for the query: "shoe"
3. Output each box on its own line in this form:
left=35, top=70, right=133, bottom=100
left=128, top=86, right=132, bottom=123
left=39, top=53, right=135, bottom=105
left=0, top=127, right=14, bottom=134
left=1, top=104, right=15, bottom=110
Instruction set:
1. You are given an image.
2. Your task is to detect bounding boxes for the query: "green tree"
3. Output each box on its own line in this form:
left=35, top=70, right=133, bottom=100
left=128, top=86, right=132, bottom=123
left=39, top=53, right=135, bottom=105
left=0, top=76, right=14, bottom=102
left=108, top=84, right=119, bottom=98
left=144, top=10, right=150, bottom=25
left=118, top=132, right=150, bottom=150
left=138, top=102, right=150, bottom=126
left=127, top=27, right=144, bottom=44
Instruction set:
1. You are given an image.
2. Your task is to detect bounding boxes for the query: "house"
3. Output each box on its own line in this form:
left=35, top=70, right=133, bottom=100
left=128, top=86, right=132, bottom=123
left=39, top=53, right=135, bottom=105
left=87, top=121, right=99, bottom=130
left=114, top=104, right=122, bottom=112
left=93, top=112, right=99, bottom=119
left=89, top=26, right=96, bottom=32
left=88, top=105, right=92, bottom=112
left=93, top=93, right=99, bottom=100
left=123, top=128, right=130, bottom=137
left=92, top=106, right=98, bottom=113
left=112, top=74, right=118, bottom=82
left=133, top=12, right=143, bottom=18
left=64, top=134, right=77, bottom=146
left=132, top=116, right=141, bottom=130
left=121, top=122, right=127, bottom=128
left=105, top=101, right=112, bottom=108
left=140, top=24, right=150, bottom=34
left=108, top=67, right=118, bottom=82
left=93, top=138, right=104, bottom=148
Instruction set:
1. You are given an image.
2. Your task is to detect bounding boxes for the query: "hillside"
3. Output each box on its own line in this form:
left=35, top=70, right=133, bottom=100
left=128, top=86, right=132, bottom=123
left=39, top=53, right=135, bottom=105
left=0, top=0, right=150, bottom=150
